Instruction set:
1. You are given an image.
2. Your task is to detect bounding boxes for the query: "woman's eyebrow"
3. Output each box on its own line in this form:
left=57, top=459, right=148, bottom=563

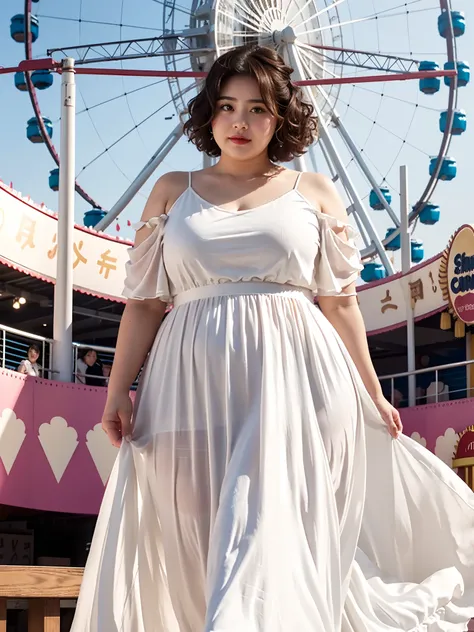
left=217, top=96, right=265, bottom=103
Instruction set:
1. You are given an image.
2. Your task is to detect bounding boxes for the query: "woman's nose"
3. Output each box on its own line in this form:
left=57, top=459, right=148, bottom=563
left=232, top=117, right=248, bottom=130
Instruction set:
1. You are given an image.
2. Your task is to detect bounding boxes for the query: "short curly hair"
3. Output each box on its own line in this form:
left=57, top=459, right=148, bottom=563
left=183, top=44, right=318, bottom=163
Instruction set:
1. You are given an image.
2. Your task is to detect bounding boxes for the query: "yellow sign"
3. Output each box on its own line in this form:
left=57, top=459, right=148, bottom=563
left=440, top=224, right=474, bottom=325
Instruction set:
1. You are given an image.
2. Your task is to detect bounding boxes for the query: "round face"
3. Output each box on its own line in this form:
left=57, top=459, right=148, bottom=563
left=211, top=75, right=277, bottom=161
left=84, top=350, right=97, bottom=367
left=28, top=348, right=39, bottom=363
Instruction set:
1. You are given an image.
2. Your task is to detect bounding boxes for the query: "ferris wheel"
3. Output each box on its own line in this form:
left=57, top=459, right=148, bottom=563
left=9, top=0, right=470, bottom=279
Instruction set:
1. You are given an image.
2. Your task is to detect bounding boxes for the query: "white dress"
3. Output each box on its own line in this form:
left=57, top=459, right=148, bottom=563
left=72, top=173, right=474, bottom=632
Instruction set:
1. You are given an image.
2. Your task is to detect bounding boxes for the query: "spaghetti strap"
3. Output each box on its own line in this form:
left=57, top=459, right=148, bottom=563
left=293, top=172, right=303, bottom=190
left=188, top=171, right=192, bottom=187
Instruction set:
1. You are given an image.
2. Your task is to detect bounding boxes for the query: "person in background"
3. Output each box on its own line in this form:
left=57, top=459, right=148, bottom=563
left=17, top=343, right=42, bottom=377
left=75, top=349, right=89, bottom=384
left=85, top=351, right=105, bottom=387
left=76, top=348, right=103, bottom=386
left=102, top=363, right=112, bottom=387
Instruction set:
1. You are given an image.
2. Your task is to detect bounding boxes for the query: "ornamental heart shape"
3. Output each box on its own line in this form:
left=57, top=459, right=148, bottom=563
left=0, top=408, right=26, bottom=474
left=86, top=423, right=119, bottom=485
left=38, top=417, right=79, bottom=483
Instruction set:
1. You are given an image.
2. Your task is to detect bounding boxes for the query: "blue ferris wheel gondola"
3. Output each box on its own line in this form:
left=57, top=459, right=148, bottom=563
left=411, top=240, right=424, bottom=264
left=31, top=70, right=54, bottom=90
left=418, top=203, right=440, bottom=226
left=49, top=168, right=59, bottom=191
left=10, top=14, right=39, bottom=43
left=27, top=116, right=52, bottom=143
left=84, top=209, right=107, bottom=228
left=440, top=110, right=467, bottom=135
left=14, top=72, right=27, bottom=92
left=419, top=61, right=441, bottom=95
left=361, top=263, right=386, bottom=283
left=385, top=227, right=401, bottom=251
left=429, top=156, right=457, bottom=181
left=444, top=61, right=470, bottom=87
left=369, top=186, right=391, bottom=210
left=438, top=10, right=466, bottom=38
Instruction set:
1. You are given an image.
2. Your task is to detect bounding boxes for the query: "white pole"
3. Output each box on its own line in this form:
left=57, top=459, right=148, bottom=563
left=400, top=165, right=416, bottom=406
left=53, top=58, right=76, bottom=382
left=203, top=152, right=213, bottom=169
left=293, top=155, right=307, bottom=171
left=466, top=331, right=472, bottom=397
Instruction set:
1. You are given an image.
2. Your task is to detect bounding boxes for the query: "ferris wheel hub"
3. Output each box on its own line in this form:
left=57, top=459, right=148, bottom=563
left=273, top=25, right=296, bottom=46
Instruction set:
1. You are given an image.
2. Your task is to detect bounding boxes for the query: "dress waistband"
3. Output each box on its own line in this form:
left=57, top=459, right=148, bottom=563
left=173, top=281, right=313, bottom=307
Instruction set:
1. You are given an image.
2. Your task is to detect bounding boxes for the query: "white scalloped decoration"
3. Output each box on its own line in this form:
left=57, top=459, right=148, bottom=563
left=410, top=432, right=427, bottom=448
left=434, top=428, right=458, bottom=467
left=0, top=408, right=26, bottom=474
left=86, top=423, right=119, bottom=485
left=38, top=417, right=79, bottom=483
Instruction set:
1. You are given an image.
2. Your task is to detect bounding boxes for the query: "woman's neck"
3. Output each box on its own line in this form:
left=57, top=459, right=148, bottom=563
left=213, top=153, right=277, bottom=179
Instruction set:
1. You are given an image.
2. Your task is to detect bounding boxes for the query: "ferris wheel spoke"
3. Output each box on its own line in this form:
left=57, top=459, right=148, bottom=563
left=76, top=79, right=168, bottom=117
left=296, top=43, right=339, bottom=78
left=336, top=94, right=428, bottom=158
left=77, top=86, right=193, bottom=175
left=352, top=84, right=439, bottom=113
left=294, top=0, right=428, bottom=37
left=287, top=45, right=395, bottom=274
left=290, top=0, right=348, bottom=32
left=233, top=0, right=265, bottom=30
left=95, top=122, right=185, bottom=232
left=288, top=0, right=347, bottom=29
left=219, top=7, right=263, bottom=33
left=151, top=0, right=193, bottom=16
left=233, top=31, right=269, bottom=38
left=37, top=13, right=162, bottom=32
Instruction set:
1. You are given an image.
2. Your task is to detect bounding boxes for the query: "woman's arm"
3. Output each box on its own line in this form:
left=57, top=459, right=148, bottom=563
left=103, top=173, right=184, bottom=446
left=306, top=173, right=402, bottom=438
left=107, top=171, right=187, bottom=398
left=17, top=361, right=27, bottom=374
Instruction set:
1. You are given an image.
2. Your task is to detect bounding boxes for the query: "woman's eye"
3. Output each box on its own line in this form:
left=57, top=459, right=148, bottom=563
left=220, top=104, right=232, bottom=111
left=252, top=107, right=265, bottom=114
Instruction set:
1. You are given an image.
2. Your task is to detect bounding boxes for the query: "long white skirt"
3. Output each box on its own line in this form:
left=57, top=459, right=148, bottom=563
left=71, top=285, right=474, bottom=632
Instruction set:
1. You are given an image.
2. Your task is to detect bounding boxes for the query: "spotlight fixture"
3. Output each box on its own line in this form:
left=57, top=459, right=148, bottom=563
left=12, top=299, right=20, bottom=310
left=18, top=297, right=26, bottom=305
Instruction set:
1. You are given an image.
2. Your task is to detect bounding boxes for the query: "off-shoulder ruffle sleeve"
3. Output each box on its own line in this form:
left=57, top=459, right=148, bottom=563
left=122, top=214, right=172, bottom=303
left=313, top=213, right=363, bottom=297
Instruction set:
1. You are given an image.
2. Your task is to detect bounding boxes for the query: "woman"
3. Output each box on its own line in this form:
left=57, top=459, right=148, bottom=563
left=72, top=45, right=474, bottom=631
left=17, top=343, right=41, bottom=377
left=75, top=348, right=104, bottom=386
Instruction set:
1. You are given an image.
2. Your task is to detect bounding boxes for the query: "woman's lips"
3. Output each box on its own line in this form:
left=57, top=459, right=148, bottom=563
left=229, top=137, right=250, bottom=145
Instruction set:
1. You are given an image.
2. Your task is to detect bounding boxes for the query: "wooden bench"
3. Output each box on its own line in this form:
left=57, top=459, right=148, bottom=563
left=0, top=566, right=83, bottom=631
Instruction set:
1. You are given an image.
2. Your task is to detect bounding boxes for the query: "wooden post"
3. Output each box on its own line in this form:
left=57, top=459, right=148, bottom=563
left=28, top=599, right=44, bottom=632
left=0, top=598, right=6, bottom=632
left=44, top=598, right=60, bottom=632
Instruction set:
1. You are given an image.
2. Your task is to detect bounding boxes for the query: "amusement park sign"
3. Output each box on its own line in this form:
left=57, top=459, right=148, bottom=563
left=440, top=224, right=474, bottom=325
left=0, top=183, right=130, bottom=302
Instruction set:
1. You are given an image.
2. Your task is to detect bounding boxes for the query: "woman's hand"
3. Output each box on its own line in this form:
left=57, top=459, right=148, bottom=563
left=372, top=395, right=403, bottom=439
left=102, top=393, right=134, bottom=448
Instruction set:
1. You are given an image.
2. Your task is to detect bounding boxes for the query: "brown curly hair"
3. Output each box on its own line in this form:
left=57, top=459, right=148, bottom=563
left=183, top=44, right=318, bottom=163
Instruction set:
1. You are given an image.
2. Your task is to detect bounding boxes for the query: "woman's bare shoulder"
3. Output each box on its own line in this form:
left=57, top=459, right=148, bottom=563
left=297, top=172, right=348, bottom=224
left=141, top=171, right=189, bottom=221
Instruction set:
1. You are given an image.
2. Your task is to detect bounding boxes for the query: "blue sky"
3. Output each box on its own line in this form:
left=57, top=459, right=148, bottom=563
left=0, top=0, right=472, bottom=262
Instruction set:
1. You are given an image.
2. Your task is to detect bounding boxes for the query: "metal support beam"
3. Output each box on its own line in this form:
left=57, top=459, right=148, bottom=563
left=94, top=123, right=184, bottom=231
left=400, top=165, right=416, bottom=407
left=286, top=41, right=395, bottom=275
left=53, top=58, right=75, bottom=382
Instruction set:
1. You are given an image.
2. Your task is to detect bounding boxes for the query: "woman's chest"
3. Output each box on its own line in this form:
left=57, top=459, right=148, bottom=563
left=164, top=203, right=321, bottom=269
